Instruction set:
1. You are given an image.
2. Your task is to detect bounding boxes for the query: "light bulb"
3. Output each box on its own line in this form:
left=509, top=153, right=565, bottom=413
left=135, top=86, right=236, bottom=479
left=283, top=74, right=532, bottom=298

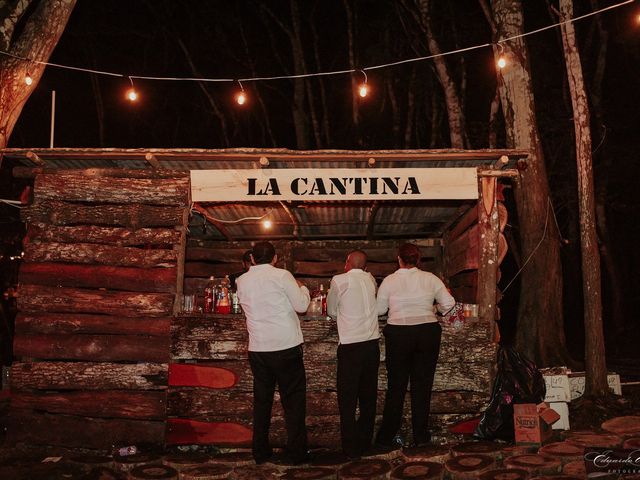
left=126, top=88, right=138, bottom=101
left=497, top=56, right=507, bottom=69
left=25, top=73, right=33, bottom=86
left=262, top=218, right=272, bottom=229
left=236, top=91, right=247, bottom=105
left=358, top=84, right=368, bottom=98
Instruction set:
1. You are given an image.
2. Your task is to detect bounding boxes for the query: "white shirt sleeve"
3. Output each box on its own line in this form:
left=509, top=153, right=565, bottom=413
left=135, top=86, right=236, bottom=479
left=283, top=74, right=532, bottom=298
left=433, top=277, right=455, bottom=314
left=376, top=277, right=390, bottom=315
left=282, top=270, right=311, bottom=313
left=327, top=277, right=339, bottom=318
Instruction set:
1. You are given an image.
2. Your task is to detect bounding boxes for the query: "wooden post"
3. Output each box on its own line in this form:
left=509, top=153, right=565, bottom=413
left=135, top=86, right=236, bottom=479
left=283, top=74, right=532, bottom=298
left=477, top=176, right=499, bottom=341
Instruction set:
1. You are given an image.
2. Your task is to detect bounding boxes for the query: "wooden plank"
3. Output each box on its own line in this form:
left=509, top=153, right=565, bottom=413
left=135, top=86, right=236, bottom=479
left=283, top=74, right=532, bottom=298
left=185, top=261, right=243, bottom=278
left=34, top=173, right=190, bottom=205
left=17, top=285, right=175, bottom=316
left=167, top=388, right=488, bottom=419
left=22, top=201, right=186, bottom=228
left=13, top=166, right=190, bottom=179
left=168, top=364, right=237, bottom=389
left=7, top=410, right=165, bottom=449
left=26, top=223, right=181, bottom=246
left=166, top=418, right=252, bottom=446
left=445, top=240, right=478, bottom=278
left=186, top=247, right=248, bottom=262
left=10, top=361, right=168, bottom=391
left=20, top=263, right=177, bottom=292
left=447, top=224, right=478, bottom=263
left=14, top=334, right=170, bottom=363
left=23, top=242, right=177, bottom=268
left=11, top=390, right=167, bottom=419
left=15, top=313, right=170, bottom=336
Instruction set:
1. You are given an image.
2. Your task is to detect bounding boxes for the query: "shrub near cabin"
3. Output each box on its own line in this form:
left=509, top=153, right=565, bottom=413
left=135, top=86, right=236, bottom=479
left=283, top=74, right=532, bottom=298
left=247, top=176, right=421, bottom=196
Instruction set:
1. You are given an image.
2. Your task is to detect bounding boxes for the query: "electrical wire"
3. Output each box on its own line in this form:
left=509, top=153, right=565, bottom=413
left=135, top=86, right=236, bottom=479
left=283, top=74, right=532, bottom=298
left=0, top=0, right=632, bottom=85
left=192, top=205, right=273, bottom=224
left=0, top=199, right=24, bottom=208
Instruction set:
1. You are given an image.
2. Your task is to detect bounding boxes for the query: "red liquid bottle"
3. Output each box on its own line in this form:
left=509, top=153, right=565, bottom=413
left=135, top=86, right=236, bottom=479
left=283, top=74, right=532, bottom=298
left=204, top=276, right=216, bottom=313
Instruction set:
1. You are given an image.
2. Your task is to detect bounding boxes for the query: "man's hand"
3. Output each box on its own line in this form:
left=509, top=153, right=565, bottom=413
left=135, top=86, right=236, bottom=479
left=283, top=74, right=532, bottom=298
left=295, top=279, right=305, bottom=288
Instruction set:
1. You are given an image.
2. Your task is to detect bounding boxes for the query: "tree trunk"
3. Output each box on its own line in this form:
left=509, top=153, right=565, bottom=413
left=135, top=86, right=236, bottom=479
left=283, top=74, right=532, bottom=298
left=0, top=0, right=77, bottom=153
left=419, top=0, right=467, bottom=148
left=491, top=0, right=569, bottom=365
left=559, top=0, right=607, bottom=395
left=289, top=0, right=311, bottom=149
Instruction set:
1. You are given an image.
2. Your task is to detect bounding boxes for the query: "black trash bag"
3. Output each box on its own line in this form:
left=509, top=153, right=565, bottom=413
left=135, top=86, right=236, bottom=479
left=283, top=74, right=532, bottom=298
left=474, top=345, right=546, bottom=441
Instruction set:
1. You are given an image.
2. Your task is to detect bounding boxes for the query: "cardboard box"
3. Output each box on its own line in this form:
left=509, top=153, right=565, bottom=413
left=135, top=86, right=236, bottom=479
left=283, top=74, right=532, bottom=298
left=549, top=401, right=570, bottom=430
left=569, top=372, right=622, bottom=400
left=542, top=374, right=572, bottom=402
left=514, top=402, right=561, bottom=444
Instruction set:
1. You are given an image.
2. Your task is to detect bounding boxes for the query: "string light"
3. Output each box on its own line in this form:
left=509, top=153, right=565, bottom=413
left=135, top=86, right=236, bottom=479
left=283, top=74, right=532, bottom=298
left=126, top=77, right=138, bottom=102
left=24, top=72, right=33, bottom=86
left=235, top=80, right=247, bottom=106
left=496, top=44, right=507, bottom=69
left=0, top=0, right=630, bottom=102
left=357, top=70, right=369, bottom=98
left=262, top=218, right=273, bottom=229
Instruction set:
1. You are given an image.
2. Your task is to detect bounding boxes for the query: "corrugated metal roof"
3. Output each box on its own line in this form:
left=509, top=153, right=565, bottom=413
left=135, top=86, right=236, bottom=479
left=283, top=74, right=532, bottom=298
left=4, top=148, right=522, bottom=240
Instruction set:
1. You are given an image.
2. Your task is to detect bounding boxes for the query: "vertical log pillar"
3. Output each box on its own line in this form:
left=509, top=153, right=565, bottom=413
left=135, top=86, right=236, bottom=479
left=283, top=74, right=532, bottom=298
left=173, top=208, right=190, bottom=316
left=477, top=176, right=499, bottom=342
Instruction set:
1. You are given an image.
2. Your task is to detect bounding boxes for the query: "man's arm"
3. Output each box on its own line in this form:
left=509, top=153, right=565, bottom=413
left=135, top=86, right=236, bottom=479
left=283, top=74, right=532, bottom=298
left=433, top=276, right=455, bottom=314
left=326, top=277, right=339, bottom=318
left=282, top=270, right=311, bottom=313
left=376, top=278, right=390, bottom=315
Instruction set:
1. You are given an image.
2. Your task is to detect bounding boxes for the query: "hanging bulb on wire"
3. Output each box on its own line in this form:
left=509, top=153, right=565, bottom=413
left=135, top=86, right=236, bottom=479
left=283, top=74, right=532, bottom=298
left=357, top=70, right=369, bottom=98
left=496, top=43, right=507, bottom=69
left=25, top=72, right=33, bottom=86
left=126, top=77, right=138, bottom=102
left=235, top=80, right=247, bottom=106
left=262, top=218, right=272, bottom=229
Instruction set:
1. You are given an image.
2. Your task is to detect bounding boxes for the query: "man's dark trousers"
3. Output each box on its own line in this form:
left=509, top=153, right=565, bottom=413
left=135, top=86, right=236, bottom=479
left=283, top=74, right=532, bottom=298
left=337, top=338, right=380, bottom=457
left=376, top=322, right=441, bottom=446
left=249, top=344, right=308, bottom=463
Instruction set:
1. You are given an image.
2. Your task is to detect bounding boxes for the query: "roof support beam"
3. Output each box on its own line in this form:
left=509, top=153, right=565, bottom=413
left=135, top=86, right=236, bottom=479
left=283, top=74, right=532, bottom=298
left=144, top=153, right=161, bottom=169
left=366, top=201, right=380, bottom=239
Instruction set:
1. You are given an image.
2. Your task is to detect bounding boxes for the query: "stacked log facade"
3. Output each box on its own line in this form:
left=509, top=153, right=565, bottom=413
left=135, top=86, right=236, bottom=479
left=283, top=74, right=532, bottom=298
left=10, top=169, right=191, bottom=450
left=168, top=239, right=496, bottom=447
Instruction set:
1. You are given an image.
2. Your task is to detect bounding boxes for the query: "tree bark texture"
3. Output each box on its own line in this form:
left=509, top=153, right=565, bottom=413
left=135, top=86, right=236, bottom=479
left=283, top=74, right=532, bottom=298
left=559, top=0, right=607, bottom=396
left=419, top=0, right=467, bottom=148
left=15, top=313, right=171, bottom=336
left=0, top=0, right=77, bottom=152
left=10, top=361, right=168, bottom=390
left=26, top=223, right=181, bottom=247
left=491, top=0, right=568, bottom=365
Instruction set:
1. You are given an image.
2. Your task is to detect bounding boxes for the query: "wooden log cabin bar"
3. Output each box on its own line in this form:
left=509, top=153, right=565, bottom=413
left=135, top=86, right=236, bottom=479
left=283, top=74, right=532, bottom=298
left=2, top=147, right=527, bottom=451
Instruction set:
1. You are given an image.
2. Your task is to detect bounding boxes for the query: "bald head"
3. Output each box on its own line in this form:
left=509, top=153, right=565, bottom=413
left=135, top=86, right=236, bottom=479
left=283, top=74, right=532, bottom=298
left=346, top=250, right=367, bottom=271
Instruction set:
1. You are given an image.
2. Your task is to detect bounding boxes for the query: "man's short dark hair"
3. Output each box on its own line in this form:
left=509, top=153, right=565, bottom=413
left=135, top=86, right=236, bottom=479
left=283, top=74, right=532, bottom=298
left=252, top=241, right=276, bottom=264
left=398, top=243, right=421, bottom=267
left=242, top=249, right=253, bottom=263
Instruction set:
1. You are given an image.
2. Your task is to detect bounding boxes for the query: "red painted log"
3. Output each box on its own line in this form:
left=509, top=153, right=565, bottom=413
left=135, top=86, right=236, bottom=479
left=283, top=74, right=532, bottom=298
left=338, top=459, right=392, bottom=480
left=444, top=454, right=496, bottom=479
left=282, top=467, right=336, bottom=479
left=162, top=453, right=210, bottom=471
left=14, top=166, right=190, bottom=179
left=23, top=242, right=177, bottom=268
left=451, top=441, right=502, bottom=459
left=14, top=333, right=170, bottom=362
left=165, top=418, right=252, bottom=446
left=503, top=455, right=562, bottom=476
left=601, top=416, right=640, bottom=437
left=11, top=390, right=166, bottom=419
left=179, top=465, right=233, bottom=480
left=10, top=361, right=168, bottom=390
left=478, top=469, right=528, bottom=480
left=26, top=223, right=181, bottom=246
left=537, top=442, right=584, bottom=464
left=15, top=313, right=170, bottom=336
left=20, top=263, right=177, bottom=292
left=168, top=364, right=237, bottom=389
left=402, top=445, right=451, bottom=464
left=34, top=172, right=190, bottom=205
left=17, top=285, right=175, bottom=316
left=7, top=410, right=165, bottom=449
left=565, top=432, right=623, bottom=448
left=391, top=461, right=444, bottom=479
left=22, top=201, right=186, bottom=228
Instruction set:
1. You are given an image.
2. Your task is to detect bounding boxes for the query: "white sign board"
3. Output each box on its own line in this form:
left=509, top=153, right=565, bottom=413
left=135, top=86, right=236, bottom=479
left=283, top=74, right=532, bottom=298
left=190, top=168, right=478, bottom=202
left=543, top=374, right=572, bottom=403
left=569, top=373, right=622, bottom=400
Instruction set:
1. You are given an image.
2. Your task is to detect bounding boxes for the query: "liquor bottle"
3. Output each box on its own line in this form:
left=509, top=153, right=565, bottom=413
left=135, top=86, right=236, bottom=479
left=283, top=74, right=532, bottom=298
left=204, top=276, right=216, bottom=313
left=216, top=275, right=231, bottom=314
left=320, top=284, right=327, bottom=317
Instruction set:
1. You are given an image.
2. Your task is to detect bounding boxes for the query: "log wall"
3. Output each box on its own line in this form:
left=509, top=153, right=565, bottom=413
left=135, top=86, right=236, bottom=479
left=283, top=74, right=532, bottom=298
left=10, top=168, right=191, bottom=450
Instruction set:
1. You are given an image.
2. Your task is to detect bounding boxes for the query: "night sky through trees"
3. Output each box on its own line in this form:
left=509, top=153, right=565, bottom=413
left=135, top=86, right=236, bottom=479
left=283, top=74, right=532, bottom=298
left=4, top=0, right=640, bottom=361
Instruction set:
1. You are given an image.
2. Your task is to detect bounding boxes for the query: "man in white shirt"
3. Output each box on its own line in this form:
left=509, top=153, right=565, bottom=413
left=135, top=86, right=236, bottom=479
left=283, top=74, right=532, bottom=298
left=327, top=250, right=380, bottom=458
left=236, top=241, right=311, bottom=464
left=375, top=243, right=455, bottom=447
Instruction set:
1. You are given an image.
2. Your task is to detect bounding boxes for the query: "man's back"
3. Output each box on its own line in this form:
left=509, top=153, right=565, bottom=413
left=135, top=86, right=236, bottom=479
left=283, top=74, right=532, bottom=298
left=327, top=269, right=379, bottom=345
left=237, top=263, right=310, bottom=352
